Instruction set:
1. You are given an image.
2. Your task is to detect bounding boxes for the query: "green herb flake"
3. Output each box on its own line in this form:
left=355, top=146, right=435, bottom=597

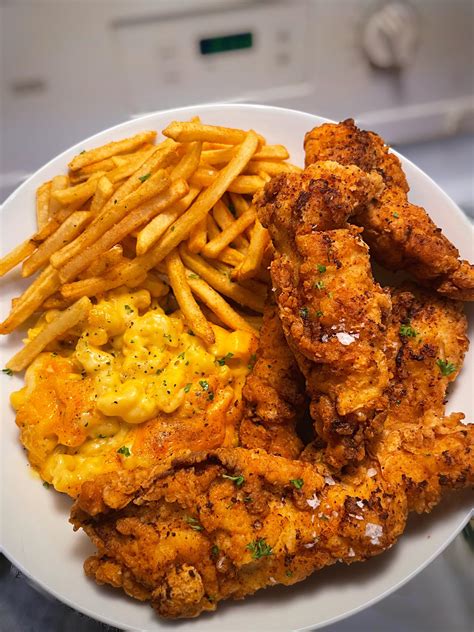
left=314, top=280, right=325, bottom=290
left=316, top=310, right=324, bottom=318
left=199, top=379, right=209, bottom=391
left=392, top=212, right=399, bottom=218
left=286, top=570, right=293, bottom=577
left=117, top=446, right=131, bottom=457
left=247, top=353, right=257, bottom=370
left=124, top=304, right=134, bottom=314
left=138, top=173, right=151, bottom=183
left=42, top=481, right=51, bottom=489
left=2, top=368, right=13, bottom=376
left=399, top=323, right=417, bottom=338
left=184, top=383, right=192, bottom=393
left=299, top=306, right=309, bottom=319
left=290, top=478, right=304, bottom=489
left=185, top=516, right=203, bottom=531
left=163, top=333, right=172, bottom=342
left=211, top=545, right=219, bottom=556
left=80, top=150, right=86, bottom=154
left=246, top=538, right=272, bottom=560
left=436, top=358, right=456, bottom=376
left=222, top=473, right=245, bottom=487
left=217, top=352, right=234, bottom=366
left=316, top=264, right=326, bottom=273
left=189, top=273, right=200, bottom=279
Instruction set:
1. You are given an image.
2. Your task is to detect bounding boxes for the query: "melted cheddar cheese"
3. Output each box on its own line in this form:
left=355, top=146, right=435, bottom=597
left=12, top=289, right=257, bottom=496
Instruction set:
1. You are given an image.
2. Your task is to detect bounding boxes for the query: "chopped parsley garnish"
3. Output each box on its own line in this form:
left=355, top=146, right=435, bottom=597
left=247, top=353, right=257, bottom=370
left=399, top=323, right=417, bottom=338
left=211, top=545, right=219, bottom=556
left=392, top=212, right=399, bottom=218
left=436, top=359, right=456, bottom=376
left=124, top=304, right=133, bottom=314
left=42, top=481, right=51, bottom=489
left=188, top=273, right=200, bottom=279
left=2, top=368, right=13, bottom=376
left=163, top=333, right=172, bottom=342
left=217, top=352, right=234, bottom=366
left=222, top=473, right=245, bottom=487
left=177, top=351, right=185, bottom=360
left=184, top=383, right=192, bottom=393
left=199, top=379, right=209, bottom=391
left=316, top=310, right=324, bottom=317
left=246, top=538, right=272, bottom=560
left=314, top=280, right=325, bottom=290
left=156, top=368, right=164, bottom=375
left=316, top=264, right=326, bottom=273
left=299, top=306, right=309, bottom=319
left=185, top=516, right=203, bottom=531
left=117, top=446, right=131, bottom=457
left=290, top=478, right=304, bottom=489
left=138, top=173, right=151, bottom=183
left=286, top=570, right=293, bottom=577
left=80, top=149, right=86, bottom=154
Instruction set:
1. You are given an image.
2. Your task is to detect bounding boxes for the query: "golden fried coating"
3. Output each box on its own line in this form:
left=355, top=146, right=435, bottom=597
left=304, top=119, right=474, bottom=301
left=239, top=303, right=307, bottom=459
left=256, top=162, right=390, bottom=468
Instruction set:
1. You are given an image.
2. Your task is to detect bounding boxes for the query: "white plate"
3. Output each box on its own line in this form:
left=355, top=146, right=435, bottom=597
left=0, top=104, right=473, bottom=632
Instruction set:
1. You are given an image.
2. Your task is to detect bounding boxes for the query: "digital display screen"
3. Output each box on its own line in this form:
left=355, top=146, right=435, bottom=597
left=199, top=32, right=253, bottom=56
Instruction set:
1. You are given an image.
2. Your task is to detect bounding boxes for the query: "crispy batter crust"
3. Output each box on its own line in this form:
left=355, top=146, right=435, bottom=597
left=304, top=119, right=474, bottom=300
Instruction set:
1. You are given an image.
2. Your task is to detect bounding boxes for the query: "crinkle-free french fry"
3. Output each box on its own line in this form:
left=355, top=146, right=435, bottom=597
left=212, top=199, right=249, bottom=251
left=163, top=121, right=265, bottom=146
left=232, top=219, right=269, bottom=281
left=228, top=192, right=250, bottom=216
left=90, top=176, right=114, bottom=215
left=170, top=141, right=202, bottom=180
left=187, top=218, right=207, bottom=253
left=190, top=168, right=265, bottom=194
left=68, top=131, right=157, bottom=171
left=245, top=160, right=301, bottom=176
left=7, top=297, right=91, bottom=371
left=201, top=208, right=256, bottom=258
left=51, top=172, right=105, bottom=207
left=186, top=272, right=257, bottom=333
left=59, top=175, right=185, bottom=282
left=0, top=239, right=37, bottom=277
left=61, top=266, right=146, bottom=301
left=179, top=246, right=265, bottom=313
left=201, top=144, right=290, bottom=166
left=165, top=250, right=214, bottom=345
left=0, top=265, right=60, bottom=334
left=22, top=211, right=92, bottom=277
left=78, top=244, right=124, bottom=279
left=36, top=182, right=51, bottom=230
left=49, top=175, right=70, bottom=217
left=217, top=246, right=245, bottom=268
left=136, top=186, right=201, bottom=255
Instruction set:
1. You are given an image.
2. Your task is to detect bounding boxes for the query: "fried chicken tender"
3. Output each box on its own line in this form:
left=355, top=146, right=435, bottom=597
left=70, top=283, right=472, bottom=619
left=304, top=119, right=474, bottom=301
left=239, top=303, right=307, bottom=459
left=255, top=162, right=391, bottom=467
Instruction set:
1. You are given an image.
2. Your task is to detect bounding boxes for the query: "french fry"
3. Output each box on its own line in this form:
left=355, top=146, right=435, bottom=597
left=79, top=244, right=124, bottom=279
left=201, top=144, right=289, bottom=166
left=0, top=265, right=60, bottom=334
left=163, top=121, right=265, bottom=146
left=136, top=186, right=201, bottom=255
left=90, top=176, right=114, bottom=215
left=0, top=239, right=37, bottom=277
left=228, top=192, right=250, bottom=216
left=232, top=219, right=269, bottom=281
left=190, top=168, right=265, bottom=194
left=51, top=143, right=176, bottom=270
left=7, top=297, right=91, bottom=371
left=257, top=170, right=272, bottom=183
left=179, top=246, right=265, bottom=313
left=245, top=160, right=301, bottom=175
left=22, top=211, right=92, bottom=277
left=68, top=131, right=157, bottom=171
left=49, top=175, right=70, bottom=216
left=217, top=246, right=245, bottom=268
left=170, top=141, right=202, bottom=180
left=61, top=266, right=146, bottom=301
left=51, top=172, right=105, bottom=207
left=59, top=175, right=186, bottom=282
left=201, top=208, right=256, bottom=258
left=187, top=218, right=207, bottom=253
left=206, top=214, right=221, bottom=240
left=212, top=199, right=249, bottom=250
left=42, top=294, right=71, bottom=310
left=36, top=182, right=51, bottom=230
left=186, top=272, right=256, bottom=333
left=165, top=250, right=214, bottom=344
left=253, top=145, right=290, bottom=161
